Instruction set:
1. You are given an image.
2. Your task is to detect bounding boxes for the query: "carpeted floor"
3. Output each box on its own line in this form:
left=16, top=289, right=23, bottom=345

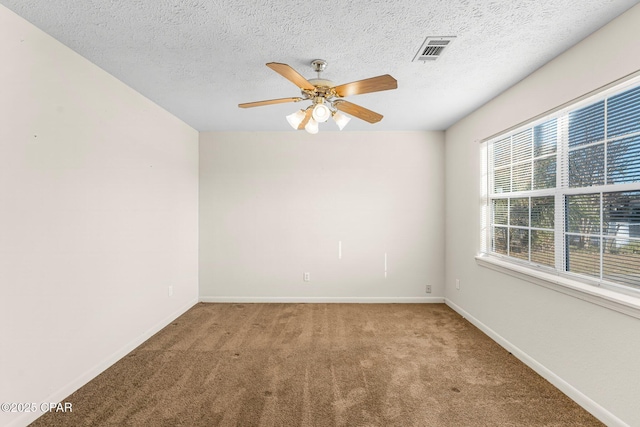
left=31, top=303, right=603, bottom=426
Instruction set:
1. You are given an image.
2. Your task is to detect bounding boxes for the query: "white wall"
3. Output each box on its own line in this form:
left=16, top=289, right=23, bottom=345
left=200, top=131, right=444, bottom=302
left=0, top=6, right=199, bottom=427
left=445, top=4, right=640, bottom=426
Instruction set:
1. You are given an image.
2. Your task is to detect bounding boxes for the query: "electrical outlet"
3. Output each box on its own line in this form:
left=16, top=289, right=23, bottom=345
left=168, top=285, right=174, bottom=297
left=303, top=272, right=310, bottom=282
left=426, top=285, right=432, bottom=294
left=456, top=279, right=460, bottom=290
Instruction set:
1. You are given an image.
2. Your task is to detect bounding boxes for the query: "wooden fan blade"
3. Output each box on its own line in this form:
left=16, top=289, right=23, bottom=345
left=298, top=108, right=313, bottom=130
left=334, top=100, right=383, bottom=124
left=266, top=63, right=316, bottom=90
left=238, top=97, right=303, bottom=108
left=333, top=74, right=397, bottom=98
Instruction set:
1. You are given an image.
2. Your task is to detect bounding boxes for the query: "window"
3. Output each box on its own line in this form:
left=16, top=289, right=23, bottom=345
left=482, top=78, right=640, bottom=296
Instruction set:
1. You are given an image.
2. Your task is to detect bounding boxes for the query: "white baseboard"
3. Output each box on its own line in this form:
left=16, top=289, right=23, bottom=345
left=11, top=298, right=198, bottom=427
left=199, top=296, right=445, bottom=303
left=445, top=299, right=629, bottom=427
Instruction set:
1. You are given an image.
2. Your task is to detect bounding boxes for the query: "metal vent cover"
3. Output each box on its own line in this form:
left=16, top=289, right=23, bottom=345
left=413, top=36, right=456, bottom=62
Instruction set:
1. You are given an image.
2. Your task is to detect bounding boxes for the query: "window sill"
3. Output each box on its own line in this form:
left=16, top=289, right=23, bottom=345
left=475, top=254, right=640, bottom=320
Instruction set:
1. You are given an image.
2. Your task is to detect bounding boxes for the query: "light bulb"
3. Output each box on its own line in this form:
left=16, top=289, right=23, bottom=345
left=286, top=110, right=306, bottom=129
left=305, top=118, right=319, bottom=134
left=333, top=111, right=351, bottom=130
left=312, top=103, right=331, bottom=122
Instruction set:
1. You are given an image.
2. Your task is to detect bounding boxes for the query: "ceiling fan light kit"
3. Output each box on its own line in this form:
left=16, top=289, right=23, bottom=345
left=239, top=59, right=397, bottom=134
left=312, top=102, right=331, bottom=122
left=305, top=118, right=319, bottom=134
left=332, top=111, right=351, bottom=130
left=286, top=109, right=307, bottom=129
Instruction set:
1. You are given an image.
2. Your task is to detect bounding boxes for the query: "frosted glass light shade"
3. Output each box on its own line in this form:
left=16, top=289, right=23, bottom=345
left=312, top=103, right=331, bottom=122
left=333, top=111, right=351, bottom=130
left=305, top=118, right=319, bottom=134
left=286, top=110, right=306, bottom=129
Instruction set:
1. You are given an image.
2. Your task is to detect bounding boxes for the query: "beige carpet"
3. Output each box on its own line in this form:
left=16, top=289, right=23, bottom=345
left=31, top=303, right=603, bottom=426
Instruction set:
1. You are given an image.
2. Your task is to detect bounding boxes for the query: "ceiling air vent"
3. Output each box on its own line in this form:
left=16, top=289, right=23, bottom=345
left=413, top=36, right=456, bottom=62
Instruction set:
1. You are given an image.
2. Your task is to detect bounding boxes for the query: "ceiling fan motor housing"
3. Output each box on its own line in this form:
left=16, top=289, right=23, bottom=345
left=306, top=60, right=337, bottom=100
left=305, top=79, right=336, bottom=99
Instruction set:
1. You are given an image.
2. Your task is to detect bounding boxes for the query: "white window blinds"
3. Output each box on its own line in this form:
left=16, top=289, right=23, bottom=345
left=484, top=78, right=640, bottom=293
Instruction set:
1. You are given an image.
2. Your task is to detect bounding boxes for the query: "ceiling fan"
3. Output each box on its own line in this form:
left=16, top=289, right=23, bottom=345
left=238, top=60, right=397, bottom=133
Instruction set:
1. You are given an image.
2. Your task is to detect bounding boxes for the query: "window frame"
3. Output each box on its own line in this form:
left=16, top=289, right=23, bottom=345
left=478, top=73, right=640, bottom=319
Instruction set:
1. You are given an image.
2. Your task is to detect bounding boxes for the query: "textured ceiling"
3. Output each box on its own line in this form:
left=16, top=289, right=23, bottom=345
left=2, top=0, right=638, bottom=131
